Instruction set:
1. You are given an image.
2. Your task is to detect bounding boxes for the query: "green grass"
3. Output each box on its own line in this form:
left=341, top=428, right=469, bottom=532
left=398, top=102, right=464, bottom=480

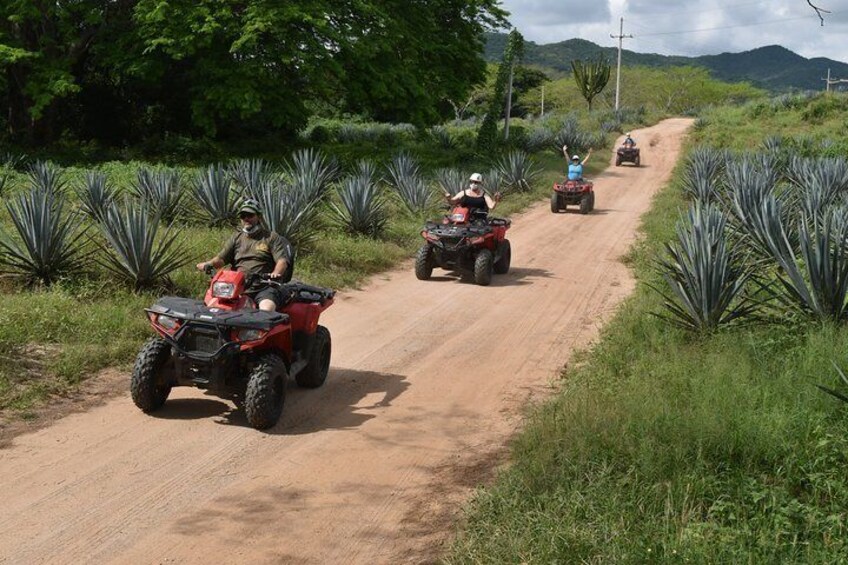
left=448, top=93, right=848, bottom=563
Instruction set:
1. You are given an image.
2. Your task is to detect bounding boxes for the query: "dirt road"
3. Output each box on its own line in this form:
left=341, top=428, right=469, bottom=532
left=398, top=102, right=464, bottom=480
left=0, top=118, right=692, bottom=564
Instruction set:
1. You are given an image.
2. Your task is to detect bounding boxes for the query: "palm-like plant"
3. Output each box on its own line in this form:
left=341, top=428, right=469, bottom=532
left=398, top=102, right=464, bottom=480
left=331, top=161, right=387, bottom=236
left=229, top=158, right=274, bottom=200
left=27, top=160, right=67, bottom=195
left=78, top=172, right=116, bottom=223
left=256, top=178, right=321, bottom=250
left=0, top=189, right=87, bottom=285
left=132, top=167, right=183, bottom=224
left=652, top=203, right=758, bottom=332
left=96, top=200, right=189, bottom=290
left=284, top=148, right=339, bottom=205
left=192, top=164, right=238, bottom=226
left=434, top=168, right=468, bottom=198
left=496, top=150, right=539, bottom=193
left=765, top=209, right=848, bottom=322
left=387, top=153, right=434, bottom=214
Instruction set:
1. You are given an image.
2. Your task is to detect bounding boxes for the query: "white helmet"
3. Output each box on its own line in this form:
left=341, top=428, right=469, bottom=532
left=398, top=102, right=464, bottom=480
left=469, top=173, right=483, bottom=183
left=626, top=132, right=631, bottom=136
left=571, top=155, right=580, bottom=161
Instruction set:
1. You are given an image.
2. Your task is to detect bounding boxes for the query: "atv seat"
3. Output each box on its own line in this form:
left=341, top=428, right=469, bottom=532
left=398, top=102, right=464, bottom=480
left=489, top=217, right=510, bottom=227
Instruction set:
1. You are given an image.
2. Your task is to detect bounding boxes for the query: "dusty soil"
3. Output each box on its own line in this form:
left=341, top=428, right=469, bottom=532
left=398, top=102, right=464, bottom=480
left=0, top=118, right=692, bottom=564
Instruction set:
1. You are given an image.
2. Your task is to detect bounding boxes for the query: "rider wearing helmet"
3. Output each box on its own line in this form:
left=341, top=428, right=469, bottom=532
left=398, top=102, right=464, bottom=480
left=623, top=132, right=636, bottom=147
left=443, top=173, right=502, bottom=214
left=563, top=145, right=593, bottom=181
left=196, top=198, right=293, bottom=312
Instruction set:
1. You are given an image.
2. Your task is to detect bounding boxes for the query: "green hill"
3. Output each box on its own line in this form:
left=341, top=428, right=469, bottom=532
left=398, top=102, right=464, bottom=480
left=485, top=33, right=848, bottom=92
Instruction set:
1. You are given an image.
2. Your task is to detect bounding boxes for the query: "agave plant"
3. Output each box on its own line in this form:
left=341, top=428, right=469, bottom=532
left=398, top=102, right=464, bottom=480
left=485, top=168, right=504, bottom=196
left=723, top=167, right=784, bottom=261
left=523, top=128, right=553, bottom=153
left=786, top=156, right=848, bottom=219
left=284, top=148, right=339, bottom=205
left=681, top=147, right=726, bottom=203
left=27, top=160, right=67, bottom=195
left=651, top=202, right=758, bottom=332
left=0, top=189, right=87, bottom=285
left=331, top=161, right=387, bottom=236
left=386, top=153, right=434, bottom=214
left=0, top=173, right=8, bottom=198
left=551, top=117, right=589, bottom=155
left=429, top=126, right=455, bottom=149
left=96, top=200, right=189, bottom=290
left=2, top=152, right=26, bottom=170
left=496, top=150, right=539, bottom=193
left=192, top=164, right=238, bottom=226
left=765, top=209, right=848, bottom=322
left=256, top=178, right=321, bottom=250
left=78, top=172, right=116, bottom=223
left=434, top=168, right=468, bottom=198
left=132, top=167, right=184, bottom=224
left=228, top=158, right=274, bottom=200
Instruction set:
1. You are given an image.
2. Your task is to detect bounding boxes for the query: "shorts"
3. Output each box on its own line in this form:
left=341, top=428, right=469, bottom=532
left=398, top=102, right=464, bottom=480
left=247, top=285, right=284, bottom=309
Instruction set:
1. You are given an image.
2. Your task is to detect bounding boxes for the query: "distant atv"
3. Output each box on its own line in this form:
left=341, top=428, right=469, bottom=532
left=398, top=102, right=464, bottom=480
left=616, top=144, right=640, bottom=167
left=551, top=179, right=595, bottom=214
left=132, top=269, right=335, bottom=430
left=416, top=206, right=511, bottom=286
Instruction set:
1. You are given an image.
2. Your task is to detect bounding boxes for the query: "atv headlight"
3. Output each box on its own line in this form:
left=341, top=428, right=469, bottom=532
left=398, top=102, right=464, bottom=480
left=157, top=314, right=179, bottom=330
left=212, top=281, right=236, bottom=298
left=237, top=328, right=265, bottom=342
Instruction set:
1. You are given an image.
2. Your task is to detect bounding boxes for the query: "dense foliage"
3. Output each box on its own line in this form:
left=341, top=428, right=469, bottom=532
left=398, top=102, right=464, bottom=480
left=0, top=1, right=507, bottom=145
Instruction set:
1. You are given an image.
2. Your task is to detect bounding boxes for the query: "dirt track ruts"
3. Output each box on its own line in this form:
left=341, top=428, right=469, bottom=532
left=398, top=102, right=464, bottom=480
left=0, top=118, right=692, bottom=564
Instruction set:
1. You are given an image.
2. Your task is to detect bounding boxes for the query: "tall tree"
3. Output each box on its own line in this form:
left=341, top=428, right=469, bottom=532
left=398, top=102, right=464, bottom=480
left=571, top=57, right=610, bottom=111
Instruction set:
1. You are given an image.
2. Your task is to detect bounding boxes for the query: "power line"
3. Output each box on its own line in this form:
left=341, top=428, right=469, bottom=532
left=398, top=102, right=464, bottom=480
left=637, top=13, right=820, bottom=37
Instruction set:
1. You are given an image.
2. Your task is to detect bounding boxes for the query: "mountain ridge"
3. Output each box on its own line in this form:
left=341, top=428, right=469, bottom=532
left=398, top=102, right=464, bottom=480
left=484, top=33, right=848, bottom=92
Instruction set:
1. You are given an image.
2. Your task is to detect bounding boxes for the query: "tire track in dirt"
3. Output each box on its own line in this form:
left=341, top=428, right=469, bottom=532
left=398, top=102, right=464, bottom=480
left=0, top=118, right=692, bottom=564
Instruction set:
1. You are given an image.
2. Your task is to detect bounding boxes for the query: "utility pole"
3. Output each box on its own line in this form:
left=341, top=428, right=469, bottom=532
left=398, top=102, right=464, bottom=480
left=541, top=85, right=545, bottom=117
left=822, top=68, right=848, bottom=92
left=504, top=61, right=514, bottom=139
left=610, top=17, right=633, bottom=112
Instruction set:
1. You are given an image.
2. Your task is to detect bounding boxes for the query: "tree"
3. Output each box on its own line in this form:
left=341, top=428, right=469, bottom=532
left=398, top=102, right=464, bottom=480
left=571, top=57, right=611, bottom=111
left=476, top=29, right=523, bottom=151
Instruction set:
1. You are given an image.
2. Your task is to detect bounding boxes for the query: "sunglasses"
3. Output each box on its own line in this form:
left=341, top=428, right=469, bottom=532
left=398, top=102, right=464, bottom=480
left=238, top=212, right=257, bottom=219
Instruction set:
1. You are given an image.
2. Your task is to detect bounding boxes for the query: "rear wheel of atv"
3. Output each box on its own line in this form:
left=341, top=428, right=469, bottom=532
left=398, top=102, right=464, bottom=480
left=494, top=240, right=511, bottom=275
left=580, top=192, right=593, bottom=215
left=550, top=192, right=560, bottom=213
left=415, top=245, right=434, bottom=280
left=296, top=325, right=331, bottom=388
left=131, top=337, right=173, bottom=413
left=245, top=353, right=287, bottom=430
left=474, top=249, right=494, bottom=286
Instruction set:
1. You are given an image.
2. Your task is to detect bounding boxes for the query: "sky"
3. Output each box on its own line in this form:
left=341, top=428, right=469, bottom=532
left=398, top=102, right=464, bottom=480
left=499, top=0, right=848, bottom=66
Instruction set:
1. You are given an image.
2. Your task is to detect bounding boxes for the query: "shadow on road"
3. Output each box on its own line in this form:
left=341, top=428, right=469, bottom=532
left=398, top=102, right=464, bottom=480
left=152, top=368, right=409, bottom=434
left=489, top=267, right=554, bottom=287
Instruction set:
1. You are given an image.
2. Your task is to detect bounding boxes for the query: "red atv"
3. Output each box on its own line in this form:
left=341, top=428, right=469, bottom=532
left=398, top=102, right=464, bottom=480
left=415, top=206, right=511, bottom=286
left=551, top=179, right=595, bottom=214
left=616, top=144, right=640, bottom=166
left=131, top=269, right=335, bottom=430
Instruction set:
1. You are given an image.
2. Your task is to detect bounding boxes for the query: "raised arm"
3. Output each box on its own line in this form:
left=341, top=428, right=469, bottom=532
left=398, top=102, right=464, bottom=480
left=581, top=148, right=593, bottom=166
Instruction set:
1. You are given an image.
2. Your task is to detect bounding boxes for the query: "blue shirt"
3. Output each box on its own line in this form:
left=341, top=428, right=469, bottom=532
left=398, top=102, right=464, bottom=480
left=568, top=163, right=583, bottom=180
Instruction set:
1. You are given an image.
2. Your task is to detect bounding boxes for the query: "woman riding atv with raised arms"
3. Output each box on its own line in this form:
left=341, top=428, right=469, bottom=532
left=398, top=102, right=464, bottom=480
left=443, top=172, right=502, bottom=214
left=563, top=145, right=593, bottom=180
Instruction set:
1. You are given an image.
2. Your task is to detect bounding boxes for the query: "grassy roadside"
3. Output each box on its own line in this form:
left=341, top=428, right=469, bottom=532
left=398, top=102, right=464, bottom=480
left=0, top=143, right=609, bottom=415
left=447, top=97, right=848, bottom=563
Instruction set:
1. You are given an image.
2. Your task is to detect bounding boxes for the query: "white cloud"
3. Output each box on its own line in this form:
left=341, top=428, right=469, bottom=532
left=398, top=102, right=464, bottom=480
left=499, top=0, right=848, bottom=64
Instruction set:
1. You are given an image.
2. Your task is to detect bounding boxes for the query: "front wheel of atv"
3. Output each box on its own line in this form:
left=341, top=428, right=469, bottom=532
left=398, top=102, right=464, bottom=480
left=131, top=337, right=173, bottom=413
left=615, top=155, right=622, bottom=166
left=494, top=240, right=511, bottom=275
left=635, top=155, right=641, bottom=167
left=474, top=249, right=494, bottom=286
left=245, top=353, right=287, bottom=430
left=580, top=192, right=594, bottom=215
left=550, top=192, right=560, bottom=213
left=296, top=325, right=331, bottom=388
left=415, top=245, right=434, bottom=280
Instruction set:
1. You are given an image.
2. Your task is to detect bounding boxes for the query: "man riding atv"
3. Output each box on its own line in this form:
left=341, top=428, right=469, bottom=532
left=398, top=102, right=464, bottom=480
left=195, top=198, right=293, bottom=312
left=623, top=132, right=636, bottom=147
left=443, top=172, right=502, bottom=216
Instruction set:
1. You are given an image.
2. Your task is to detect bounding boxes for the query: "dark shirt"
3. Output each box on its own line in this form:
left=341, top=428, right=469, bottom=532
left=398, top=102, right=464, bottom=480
left=217, top=228, right=292, bottom=291
left=460, top=191, right=488, bottom=213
